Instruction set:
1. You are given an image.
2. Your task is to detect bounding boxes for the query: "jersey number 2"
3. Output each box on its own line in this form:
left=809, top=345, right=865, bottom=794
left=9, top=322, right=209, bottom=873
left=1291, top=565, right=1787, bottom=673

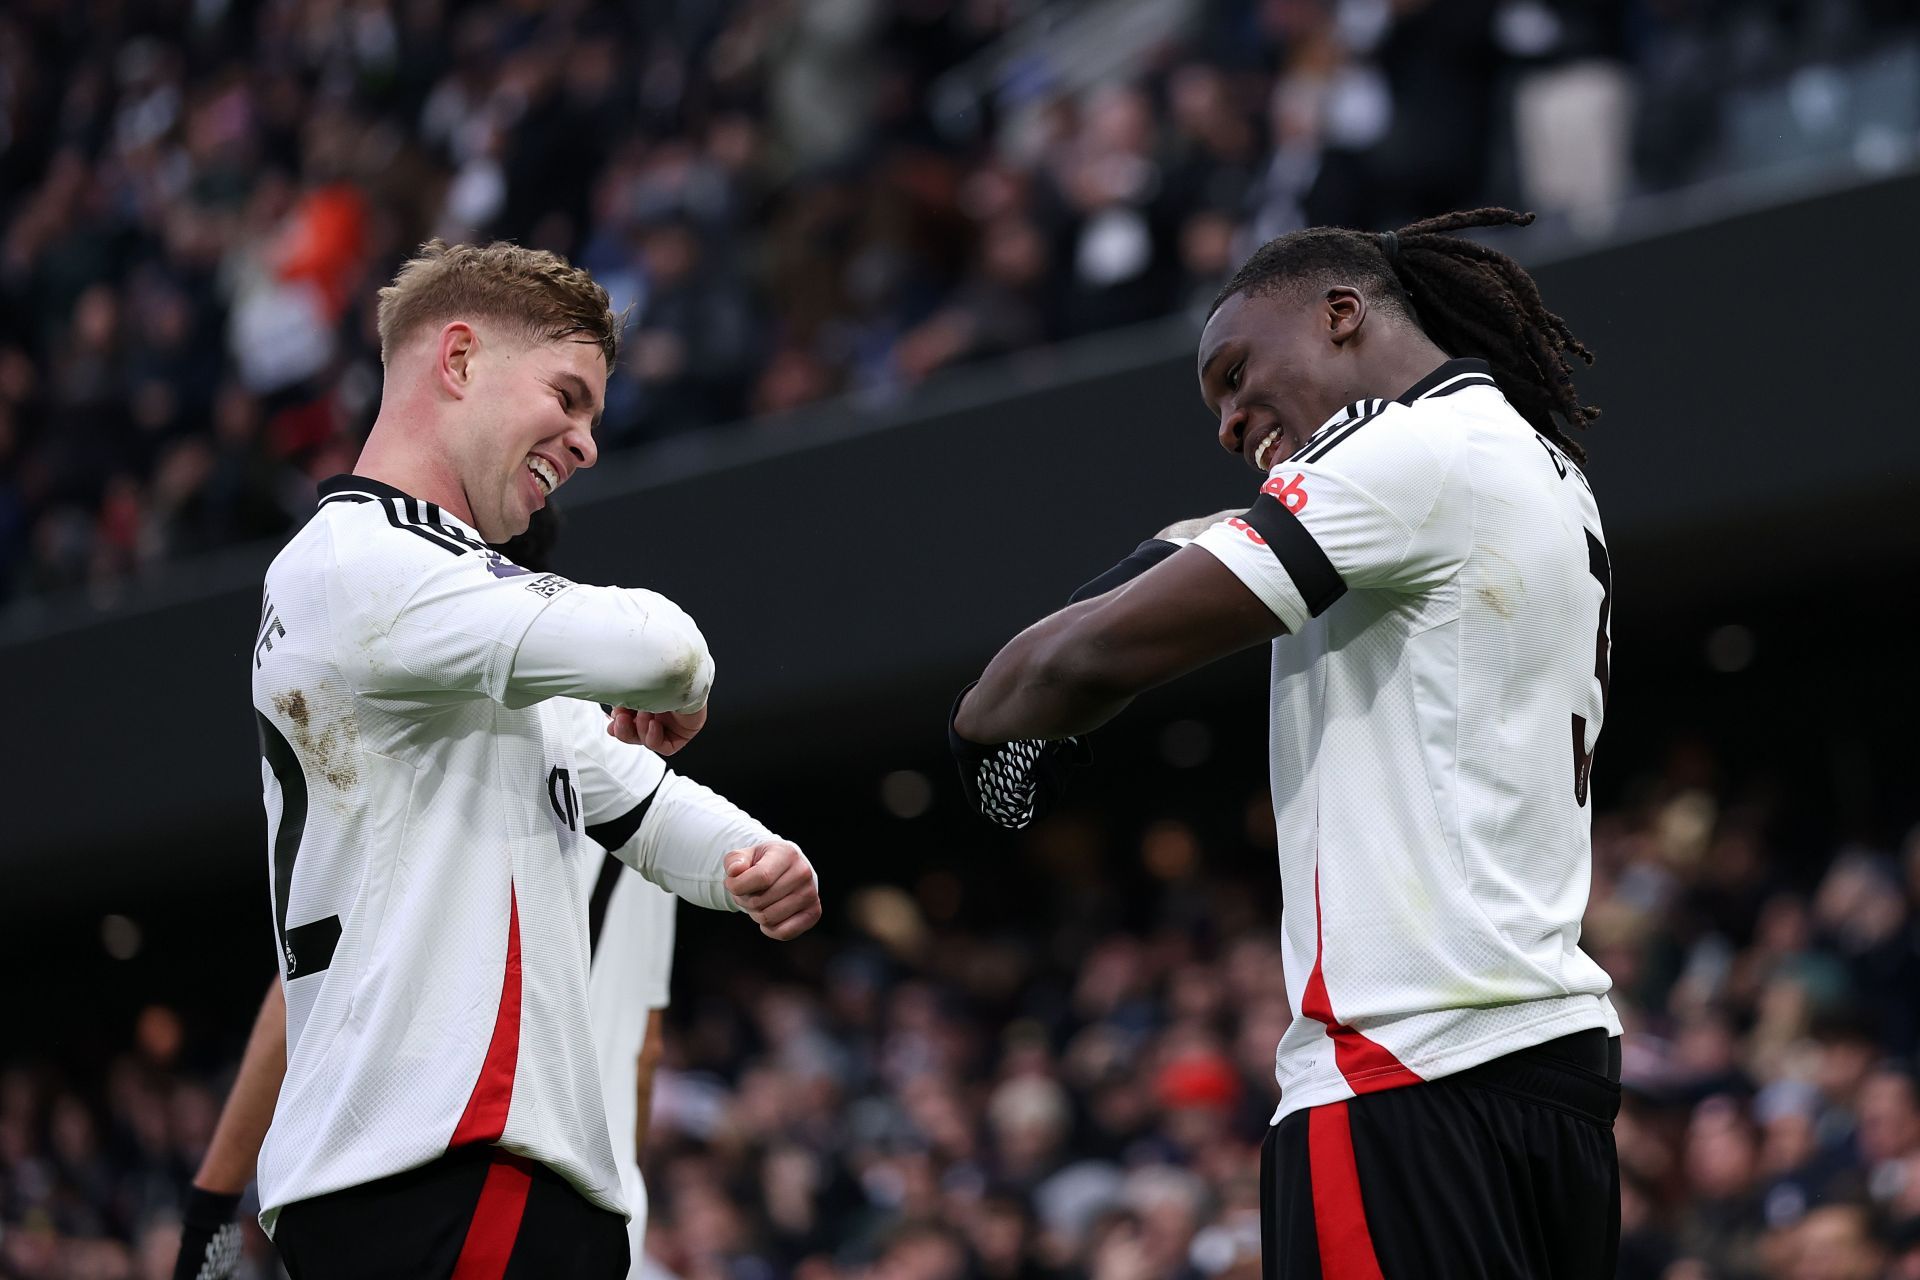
left=1572, top=530, right=1611, bottom=807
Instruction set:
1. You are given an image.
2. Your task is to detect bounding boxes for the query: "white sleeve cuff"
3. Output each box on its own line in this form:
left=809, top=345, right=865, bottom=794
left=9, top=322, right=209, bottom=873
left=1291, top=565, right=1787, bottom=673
left=618, top=771, right=778, bottom=913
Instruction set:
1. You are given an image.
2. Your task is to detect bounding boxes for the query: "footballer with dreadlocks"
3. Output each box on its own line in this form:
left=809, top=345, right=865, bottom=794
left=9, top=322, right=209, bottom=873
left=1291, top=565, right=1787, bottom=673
left=952, top=209, right=1622, bottom=1278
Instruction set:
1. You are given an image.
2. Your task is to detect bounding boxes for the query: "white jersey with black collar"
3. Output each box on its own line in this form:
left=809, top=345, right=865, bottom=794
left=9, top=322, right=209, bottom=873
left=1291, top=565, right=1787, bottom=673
left=250, top=474, right=739, bottom=1231
left=1192, top=358, right=1621, bottom=1122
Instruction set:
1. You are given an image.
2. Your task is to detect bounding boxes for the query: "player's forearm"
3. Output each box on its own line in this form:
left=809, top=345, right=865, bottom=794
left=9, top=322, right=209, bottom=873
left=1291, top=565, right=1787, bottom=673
left=625, top=771, right=777, bottom=911
left=966, top=536, right=1208, bottom=740
left=957, top=601, right=1141, bottom=742
left=962, top=546, right=1284, bottom=742
left=193, top=978, right=289, bottom=1195
left=510, top=587, right=714, bottom=712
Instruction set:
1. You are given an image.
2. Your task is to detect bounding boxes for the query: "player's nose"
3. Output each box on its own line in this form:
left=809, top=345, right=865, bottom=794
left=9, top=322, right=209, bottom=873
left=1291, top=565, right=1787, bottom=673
left=564, top=426, right=598, bottom=471
left=1218, top=405, right=1249, bottom=456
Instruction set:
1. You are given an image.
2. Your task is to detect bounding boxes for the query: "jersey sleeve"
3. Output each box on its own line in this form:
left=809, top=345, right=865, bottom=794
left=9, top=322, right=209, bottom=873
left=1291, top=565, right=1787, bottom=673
left=562, top=698, right=671, bottom=848
left=1190, top=405, right=1468, bottom=631
left=554, top=697, right=777, bottom=915
left=506, top=585, right=713, bottom=712
left=619, top=772, right=782, bottom=913
left=337, top=531, right=712, bottom=711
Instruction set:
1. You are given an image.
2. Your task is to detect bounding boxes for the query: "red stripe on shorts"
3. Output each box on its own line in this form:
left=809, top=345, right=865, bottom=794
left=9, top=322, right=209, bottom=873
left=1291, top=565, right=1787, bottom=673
left=449, top=1153, right=534, bottom=1280
left=1308, top=1101, right=1387, bottom=1280
left=451, top=886, right=523, bottom=1146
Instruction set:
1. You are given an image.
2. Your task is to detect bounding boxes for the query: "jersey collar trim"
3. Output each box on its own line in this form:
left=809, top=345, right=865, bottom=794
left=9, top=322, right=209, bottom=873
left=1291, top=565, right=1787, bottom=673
left=1301, top=357, right=1499, bottom=453
left=1309, top=398, right=1388, bottom=444
left=318, top=473, right=417, bottom=506
left=1395, top=357, right=1495, bottom=405
left=316, top=474, right=486, bottom=540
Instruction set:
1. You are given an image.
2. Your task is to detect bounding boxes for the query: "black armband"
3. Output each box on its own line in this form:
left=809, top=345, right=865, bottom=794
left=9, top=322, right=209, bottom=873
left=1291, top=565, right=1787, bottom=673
left=1068, top=539, right=1182, bottom=605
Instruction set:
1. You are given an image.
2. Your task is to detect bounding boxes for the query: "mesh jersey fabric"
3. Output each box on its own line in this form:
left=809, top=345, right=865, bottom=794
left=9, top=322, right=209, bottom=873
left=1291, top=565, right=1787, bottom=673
left=1190, top=359, right=1621, bottom=1123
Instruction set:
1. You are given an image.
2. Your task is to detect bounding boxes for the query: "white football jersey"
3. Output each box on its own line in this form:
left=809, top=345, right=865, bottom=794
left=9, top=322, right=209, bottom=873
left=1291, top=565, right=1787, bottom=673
left=251, top=475, right=733, bottom=1232
left=1192, top=359, right=1621, bottom=1123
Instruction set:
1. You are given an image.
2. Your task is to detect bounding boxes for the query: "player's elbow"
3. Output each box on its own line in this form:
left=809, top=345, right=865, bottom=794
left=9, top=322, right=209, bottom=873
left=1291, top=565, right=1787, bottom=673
left=654, top=634, right=714, bottom=712
left=615, top=593, right=715, bottom=711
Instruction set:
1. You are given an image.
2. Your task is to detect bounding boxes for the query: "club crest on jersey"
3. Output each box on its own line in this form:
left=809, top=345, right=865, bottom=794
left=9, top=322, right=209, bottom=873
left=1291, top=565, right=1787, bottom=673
left=547, top=766, right=580, bottom=831
left=482, top=551, right=533, bottom=578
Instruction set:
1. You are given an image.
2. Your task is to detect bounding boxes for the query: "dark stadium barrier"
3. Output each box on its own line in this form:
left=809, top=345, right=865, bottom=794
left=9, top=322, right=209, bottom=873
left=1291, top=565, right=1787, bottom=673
left=2, top=172, right=1917, bottom=901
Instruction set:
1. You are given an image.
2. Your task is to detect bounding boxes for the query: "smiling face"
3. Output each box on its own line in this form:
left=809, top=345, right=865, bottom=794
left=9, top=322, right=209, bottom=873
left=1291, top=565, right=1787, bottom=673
left=371, top=240, right=619, bottom=541
left=447, top=324, right=605, bottom=542
left=1197, top=286, right=1366, bottom=474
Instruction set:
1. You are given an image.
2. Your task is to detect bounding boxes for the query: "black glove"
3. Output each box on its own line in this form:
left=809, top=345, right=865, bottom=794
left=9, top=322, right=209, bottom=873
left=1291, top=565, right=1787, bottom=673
left=949, top=682, right=1091, bottom=829
left=173, top=1187, right=244, bottom=1280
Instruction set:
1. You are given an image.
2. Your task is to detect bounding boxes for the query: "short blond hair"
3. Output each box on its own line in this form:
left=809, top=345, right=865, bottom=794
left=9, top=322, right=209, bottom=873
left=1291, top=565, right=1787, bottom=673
left=375, top=239, right=621, bottom=369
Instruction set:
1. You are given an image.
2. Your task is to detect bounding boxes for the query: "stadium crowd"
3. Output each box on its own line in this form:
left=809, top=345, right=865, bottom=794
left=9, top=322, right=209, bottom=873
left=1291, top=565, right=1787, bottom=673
left=2, top=0, right=1915, bottom=609
left=3, top=745, right=1918, bottom=1280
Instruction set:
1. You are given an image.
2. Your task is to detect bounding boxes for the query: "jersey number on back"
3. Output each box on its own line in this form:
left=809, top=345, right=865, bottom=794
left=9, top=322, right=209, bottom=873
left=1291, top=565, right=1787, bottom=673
left=1572, top=529, right=1612, bottom=807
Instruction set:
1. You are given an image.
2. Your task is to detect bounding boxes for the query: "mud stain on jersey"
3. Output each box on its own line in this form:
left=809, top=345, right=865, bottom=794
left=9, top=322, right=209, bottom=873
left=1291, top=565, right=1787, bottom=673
left=273, top=688, right=360, bottom=790
left=1474, top=545, right=1526, bottom=621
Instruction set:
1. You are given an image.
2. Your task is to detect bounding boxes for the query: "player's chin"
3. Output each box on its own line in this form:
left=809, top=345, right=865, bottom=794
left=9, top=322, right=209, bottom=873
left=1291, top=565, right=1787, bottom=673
left=485, top=504, right=531, bottom=544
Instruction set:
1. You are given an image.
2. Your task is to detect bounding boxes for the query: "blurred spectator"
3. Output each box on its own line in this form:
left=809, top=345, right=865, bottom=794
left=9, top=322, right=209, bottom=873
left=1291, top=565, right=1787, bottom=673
left=1859, top=1068, right=1920, bottom=1208
left=1780, top=1202, right=1887, bottom=1280
left=611, top=216, right=758, bottom=444
left=1676, top=1094, right=1768, bottom=1277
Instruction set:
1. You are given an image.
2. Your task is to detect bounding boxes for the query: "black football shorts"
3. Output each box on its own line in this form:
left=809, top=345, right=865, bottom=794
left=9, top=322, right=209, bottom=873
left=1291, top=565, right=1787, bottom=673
left=1262, top=1029, right=1621, bottom=1279
left=273, top=1144, right=629, bottom=1280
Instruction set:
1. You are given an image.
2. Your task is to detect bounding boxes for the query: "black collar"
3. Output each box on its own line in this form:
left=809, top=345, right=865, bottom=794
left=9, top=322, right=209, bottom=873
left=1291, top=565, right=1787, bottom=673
left=1395, top=357, right=1495, bottom=405
left=317, top=473, right=488, bottom=546
left=317, top=473, right=419, bottom=505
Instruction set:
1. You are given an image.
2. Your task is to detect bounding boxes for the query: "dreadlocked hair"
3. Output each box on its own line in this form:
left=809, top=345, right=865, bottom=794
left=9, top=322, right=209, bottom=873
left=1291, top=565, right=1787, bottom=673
left=1211, top=208, right=1598, bottom=462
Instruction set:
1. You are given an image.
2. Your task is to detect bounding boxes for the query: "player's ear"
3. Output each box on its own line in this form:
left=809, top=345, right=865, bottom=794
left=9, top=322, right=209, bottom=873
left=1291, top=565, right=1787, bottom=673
left=437, top=322, right=476, bottom=397
left=1324, top=287, right=1366, bottom=346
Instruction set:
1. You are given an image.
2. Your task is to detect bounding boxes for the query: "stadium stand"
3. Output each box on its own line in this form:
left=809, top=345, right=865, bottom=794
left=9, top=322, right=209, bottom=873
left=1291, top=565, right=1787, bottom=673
left=2, top=0, right=1916, bottom=612
left=3, top=750, right=1918, bottom=1279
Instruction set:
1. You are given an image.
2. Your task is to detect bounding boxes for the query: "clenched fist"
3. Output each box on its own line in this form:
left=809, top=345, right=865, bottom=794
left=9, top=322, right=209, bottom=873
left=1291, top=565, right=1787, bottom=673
left=724, top=841, right=822, bottom=940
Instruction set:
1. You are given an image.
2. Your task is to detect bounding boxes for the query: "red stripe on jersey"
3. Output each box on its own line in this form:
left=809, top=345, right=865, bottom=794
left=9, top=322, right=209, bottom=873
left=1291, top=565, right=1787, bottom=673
left=1307, top=1102, right=1387, bottom=1280
left=449, top=1152, right=534, bottom=1280
left=451, top=886, right=523, bottom=1146
left=1299, top=867, right=1424, bottom=1093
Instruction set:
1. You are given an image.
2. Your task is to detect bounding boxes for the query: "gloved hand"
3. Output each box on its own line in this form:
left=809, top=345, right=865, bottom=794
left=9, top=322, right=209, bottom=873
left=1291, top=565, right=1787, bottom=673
left=949, top=682, right=1091, bottom=829
left=172, top=1187, right=244, bottom=1280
